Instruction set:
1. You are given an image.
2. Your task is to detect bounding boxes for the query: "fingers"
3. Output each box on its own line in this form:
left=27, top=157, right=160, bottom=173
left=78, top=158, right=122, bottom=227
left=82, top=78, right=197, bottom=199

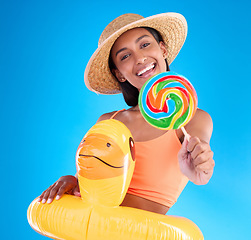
left=197, top=157, right=214, bottom=172
left=37, top=182, right=63, bottom=204
left=187, top=137, right=203, bottom=154
left=73, top=185, right=81, bottom=197
left=37, top=184, right=54, bottom=203
left=187, top=137, right=214, bottom=173
left=193, top=154, right=215, bottom=173
left=37, top=175, right=79, bottom=204
left=56, top=183, right=71, bottom=199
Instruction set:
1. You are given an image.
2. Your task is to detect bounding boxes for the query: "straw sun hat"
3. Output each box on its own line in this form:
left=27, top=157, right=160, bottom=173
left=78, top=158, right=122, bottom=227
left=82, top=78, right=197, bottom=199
left=84, top=12, right=187, bottom=95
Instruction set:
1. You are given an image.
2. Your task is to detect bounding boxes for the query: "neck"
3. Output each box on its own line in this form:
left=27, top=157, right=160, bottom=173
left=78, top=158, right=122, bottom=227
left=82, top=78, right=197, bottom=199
left=130, top=105, right=140, bottom=111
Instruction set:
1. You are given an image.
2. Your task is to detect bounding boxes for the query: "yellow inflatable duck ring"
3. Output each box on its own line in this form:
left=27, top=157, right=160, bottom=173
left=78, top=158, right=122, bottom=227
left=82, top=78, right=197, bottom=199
left=27, top=119, right=204, bottom=240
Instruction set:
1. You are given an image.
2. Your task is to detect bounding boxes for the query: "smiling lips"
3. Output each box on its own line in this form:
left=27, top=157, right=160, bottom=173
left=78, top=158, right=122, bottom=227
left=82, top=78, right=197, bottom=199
left=136, top=63, right=156, bottom=77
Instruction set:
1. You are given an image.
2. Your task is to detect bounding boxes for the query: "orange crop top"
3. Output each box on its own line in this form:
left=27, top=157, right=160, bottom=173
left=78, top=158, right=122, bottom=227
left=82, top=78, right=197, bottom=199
left=111, top=110, right=188, bottom=208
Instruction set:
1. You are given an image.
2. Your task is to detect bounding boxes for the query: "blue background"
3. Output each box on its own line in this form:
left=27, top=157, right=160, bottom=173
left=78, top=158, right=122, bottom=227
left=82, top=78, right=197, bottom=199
left=1, top=0, right=250, bottom=239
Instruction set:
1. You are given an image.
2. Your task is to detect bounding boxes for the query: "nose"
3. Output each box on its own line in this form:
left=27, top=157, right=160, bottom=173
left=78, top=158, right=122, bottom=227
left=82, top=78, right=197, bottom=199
left=135, top=52, right=147, bottom=64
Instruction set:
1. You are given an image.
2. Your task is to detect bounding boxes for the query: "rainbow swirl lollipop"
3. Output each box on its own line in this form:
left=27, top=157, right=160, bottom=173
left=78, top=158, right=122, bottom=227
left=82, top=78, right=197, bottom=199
left=139, top=72, right=198, bottom=130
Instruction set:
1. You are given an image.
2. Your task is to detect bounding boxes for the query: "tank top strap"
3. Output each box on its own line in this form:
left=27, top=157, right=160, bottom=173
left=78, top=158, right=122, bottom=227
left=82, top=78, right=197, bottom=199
left=110, top=109, right=126, bottom=119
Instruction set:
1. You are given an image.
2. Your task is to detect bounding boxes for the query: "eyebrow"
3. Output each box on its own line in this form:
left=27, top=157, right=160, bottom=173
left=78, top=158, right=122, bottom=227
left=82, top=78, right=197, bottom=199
left=115, top=35, right=150, bottom=56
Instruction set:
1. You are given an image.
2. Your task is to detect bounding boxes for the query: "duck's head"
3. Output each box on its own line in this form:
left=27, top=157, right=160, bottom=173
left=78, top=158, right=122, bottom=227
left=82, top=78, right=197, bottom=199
left=76, top=119, right=135, bottom=207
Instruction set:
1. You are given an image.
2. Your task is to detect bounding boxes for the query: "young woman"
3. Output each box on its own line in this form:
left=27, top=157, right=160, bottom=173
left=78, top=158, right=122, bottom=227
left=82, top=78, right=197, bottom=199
left=38, top=13, right=215, bottom=215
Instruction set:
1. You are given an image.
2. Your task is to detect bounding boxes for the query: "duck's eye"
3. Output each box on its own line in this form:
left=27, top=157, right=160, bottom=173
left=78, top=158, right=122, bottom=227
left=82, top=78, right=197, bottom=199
left=81, top=139, right=86, bottom=143
left=107, top=143, right=111, bottom=147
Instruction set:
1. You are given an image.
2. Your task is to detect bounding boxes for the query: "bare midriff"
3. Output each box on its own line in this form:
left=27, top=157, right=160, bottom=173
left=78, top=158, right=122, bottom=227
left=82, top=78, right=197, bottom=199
left=120, top=193, right=169, bottom=215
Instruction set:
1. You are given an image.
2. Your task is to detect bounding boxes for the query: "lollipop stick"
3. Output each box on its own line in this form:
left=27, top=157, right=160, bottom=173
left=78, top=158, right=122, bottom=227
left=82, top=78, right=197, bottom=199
left=181, top=127, right=190, bottom=141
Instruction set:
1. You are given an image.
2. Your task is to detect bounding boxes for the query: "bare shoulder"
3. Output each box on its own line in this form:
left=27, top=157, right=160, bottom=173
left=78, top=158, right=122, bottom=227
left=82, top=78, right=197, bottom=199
left=96, top=111, right=118, bottom=122
left=185, top=108, right=213, bottom=143
left=192, top=109, right=213, bottom=125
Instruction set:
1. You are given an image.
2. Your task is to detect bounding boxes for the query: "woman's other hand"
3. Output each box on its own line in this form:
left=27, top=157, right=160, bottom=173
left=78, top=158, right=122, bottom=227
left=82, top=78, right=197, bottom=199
left=37, top=175, right=81, bottom=204
left=178, top=109, right=215, bottom=185
left=178, top=136, right=215, bottom=185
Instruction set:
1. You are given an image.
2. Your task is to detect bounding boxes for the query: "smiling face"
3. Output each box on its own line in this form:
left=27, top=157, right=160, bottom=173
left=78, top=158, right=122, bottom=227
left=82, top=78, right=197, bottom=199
left=110, top=28, right=168, bottom=91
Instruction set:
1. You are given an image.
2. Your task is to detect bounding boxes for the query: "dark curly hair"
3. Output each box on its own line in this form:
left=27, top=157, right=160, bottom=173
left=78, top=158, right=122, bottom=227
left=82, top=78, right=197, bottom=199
left=109, top=27, right=170, bottom=106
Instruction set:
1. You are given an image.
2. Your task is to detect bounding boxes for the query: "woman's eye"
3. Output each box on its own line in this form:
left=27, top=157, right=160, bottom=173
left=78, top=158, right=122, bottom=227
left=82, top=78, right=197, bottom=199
left=141, top=42, right=150, bottom=48
left=121, top=54, right=130, bottom=61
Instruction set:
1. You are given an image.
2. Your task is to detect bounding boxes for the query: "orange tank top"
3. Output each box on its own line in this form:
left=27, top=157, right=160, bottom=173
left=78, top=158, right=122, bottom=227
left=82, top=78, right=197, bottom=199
left=111, top=110, right=188, bottom=208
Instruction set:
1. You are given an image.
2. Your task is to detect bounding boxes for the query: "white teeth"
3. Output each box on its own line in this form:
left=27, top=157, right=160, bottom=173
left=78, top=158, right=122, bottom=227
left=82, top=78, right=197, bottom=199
left=137, top=64, right=155, bottom=76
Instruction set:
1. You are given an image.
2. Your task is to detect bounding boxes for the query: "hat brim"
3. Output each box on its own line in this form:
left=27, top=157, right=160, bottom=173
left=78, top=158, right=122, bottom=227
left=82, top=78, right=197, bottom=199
left=84, top=12, right=187, bottom=95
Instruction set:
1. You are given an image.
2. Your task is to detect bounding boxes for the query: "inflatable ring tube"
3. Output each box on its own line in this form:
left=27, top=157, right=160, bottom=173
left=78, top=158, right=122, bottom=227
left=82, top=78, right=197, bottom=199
left=28, top=119, right=204, bottom=240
